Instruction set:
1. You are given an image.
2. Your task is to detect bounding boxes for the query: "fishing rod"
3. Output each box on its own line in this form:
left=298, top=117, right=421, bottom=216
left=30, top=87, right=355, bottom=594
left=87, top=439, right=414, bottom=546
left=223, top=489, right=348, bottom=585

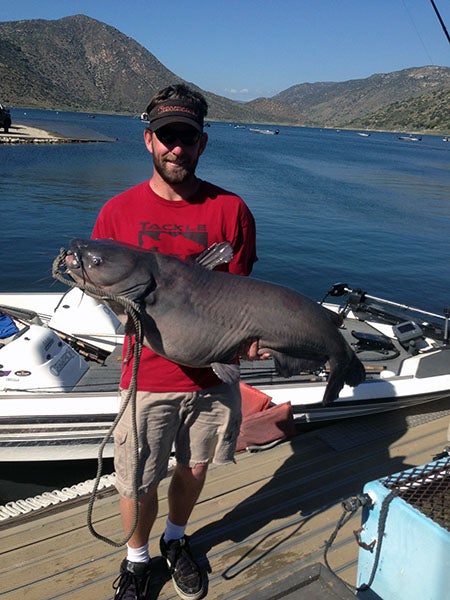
left=430, top=0, right=450, bottom=45
left=324, top=283, right=446, bottom=321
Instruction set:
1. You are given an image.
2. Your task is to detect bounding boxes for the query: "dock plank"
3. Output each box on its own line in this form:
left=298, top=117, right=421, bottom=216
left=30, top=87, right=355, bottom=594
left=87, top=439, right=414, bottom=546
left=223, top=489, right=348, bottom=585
left=1, top=399, right=449, bottom=599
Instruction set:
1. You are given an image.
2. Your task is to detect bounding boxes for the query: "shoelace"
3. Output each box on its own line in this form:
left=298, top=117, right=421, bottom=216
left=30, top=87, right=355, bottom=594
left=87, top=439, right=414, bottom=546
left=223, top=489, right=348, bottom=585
left=113, top=569, right=145, bottom=599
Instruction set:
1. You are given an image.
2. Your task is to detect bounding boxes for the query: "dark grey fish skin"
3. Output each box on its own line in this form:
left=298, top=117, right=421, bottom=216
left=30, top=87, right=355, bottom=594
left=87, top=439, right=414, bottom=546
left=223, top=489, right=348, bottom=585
left=64, top=238, right=365, bottom=405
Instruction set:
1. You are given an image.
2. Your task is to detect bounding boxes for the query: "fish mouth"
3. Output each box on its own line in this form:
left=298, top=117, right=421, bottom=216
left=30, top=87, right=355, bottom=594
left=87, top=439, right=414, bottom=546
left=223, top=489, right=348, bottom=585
left=64, top=245, right=90, bottom=284
left=65, top=239, right=101, bottom=278
left=65, top=250, right=81, bottom=270
left=64, top=252, right=87, bottom=288
left=51, top=245, right=93, bottom=297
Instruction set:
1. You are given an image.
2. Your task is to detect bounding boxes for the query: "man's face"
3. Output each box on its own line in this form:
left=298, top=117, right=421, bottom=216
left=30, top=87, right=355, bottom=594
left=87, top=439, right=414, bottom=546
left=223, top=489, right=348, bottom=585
left=145, top=124, right=207, bottom=185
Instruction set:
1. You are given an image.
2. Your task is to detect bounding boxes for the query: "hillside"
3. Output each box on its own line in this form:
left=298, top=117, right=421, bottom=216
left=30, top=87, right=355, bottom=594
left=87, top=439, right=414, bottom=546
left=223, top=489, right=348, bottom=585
left=347, top=88, right=450, bottom=132
left=248, top=66, right=450, bottom=130
left=0, top=15, right=276, bottom=123
left=1, top=15, right=449, bottom=132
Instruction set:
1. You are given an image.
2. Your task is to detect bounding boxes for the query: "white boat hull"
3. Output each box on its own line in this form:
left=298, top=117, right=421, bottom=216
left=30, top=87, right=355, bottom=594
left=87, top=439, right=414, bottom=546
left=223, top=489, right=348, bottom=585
left=1, top=286, right=449, bottom=461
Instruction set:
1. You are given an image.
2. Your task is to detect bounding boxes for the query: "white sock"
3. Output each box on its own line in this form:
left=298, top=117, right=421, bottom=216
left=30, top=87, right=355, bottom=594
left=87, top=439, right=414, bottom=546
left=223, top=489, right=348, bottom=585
left=164, top=518, right=186, bottom=543
left=127, top=543, right=150, bottom=563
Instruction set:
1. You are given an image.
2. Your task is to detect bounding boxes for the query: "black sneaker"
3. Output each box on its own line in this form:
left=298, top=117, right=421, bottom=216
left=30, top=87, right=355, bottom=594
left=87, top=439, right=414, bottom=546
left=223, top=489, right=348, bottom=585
left=160, top=535, right=204, bottom=600
left=112, top=559, right=152, bottom=600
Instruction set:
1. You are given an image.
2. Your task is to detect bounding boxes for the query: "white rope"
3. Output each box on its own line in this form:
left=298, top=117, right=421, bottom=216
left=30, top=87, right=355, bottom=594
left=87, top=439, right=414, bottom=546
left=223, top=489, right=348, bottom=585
left=0, top=473, right=116, bottom=521
left=0, top=456, right=177, bottom=523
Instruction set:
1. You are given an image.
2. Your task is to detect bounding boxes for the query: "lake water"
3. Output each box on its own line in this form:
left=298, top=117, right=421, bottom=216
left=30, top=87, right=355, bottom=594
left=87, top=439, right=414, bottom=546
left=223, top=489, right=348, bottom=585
left=1, top=109, right=450, bottom=502
left=2, top=109, right=450, bottom=313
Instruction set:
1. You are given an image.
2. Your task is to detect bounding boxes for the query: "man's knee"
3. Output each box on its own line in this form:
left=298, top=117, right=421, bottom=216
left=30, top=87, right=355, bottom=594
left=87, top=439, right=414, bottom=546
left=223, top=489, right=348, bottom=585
left=176, top=461, right=208, bottom=482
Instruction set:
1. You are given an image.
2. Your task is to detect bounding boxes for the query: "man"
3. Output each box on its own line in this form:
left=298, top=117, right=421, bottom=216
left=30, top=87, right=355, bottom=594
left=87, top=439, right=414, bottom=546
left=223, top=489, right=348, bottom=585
left=92, top=84, right=257, bottom=600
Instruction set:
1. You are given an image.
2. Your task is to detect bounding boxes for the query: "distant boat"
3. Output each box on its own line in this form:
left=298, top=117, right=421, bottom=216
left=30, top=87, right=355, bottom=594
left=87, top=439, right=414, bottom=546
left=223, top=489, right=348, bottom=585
left=249, top=128, right=280, bottom=135
left=140, top=112, right=149, bottom=122
left=234, top=125, right=246, bottom=129
left=398, top=135, right=422, bottom=141
left=357, top=132, right=371, bottom=137
left=443, top=136, right=449, bottom=142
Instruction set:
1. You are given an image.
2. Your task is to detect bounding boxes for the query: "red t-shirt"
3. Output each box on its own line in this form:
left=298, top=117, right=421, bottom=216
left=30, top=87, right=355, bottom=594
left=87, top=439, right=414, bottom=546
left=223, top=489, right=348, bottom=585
left=92, top=180, right=257, bottom=392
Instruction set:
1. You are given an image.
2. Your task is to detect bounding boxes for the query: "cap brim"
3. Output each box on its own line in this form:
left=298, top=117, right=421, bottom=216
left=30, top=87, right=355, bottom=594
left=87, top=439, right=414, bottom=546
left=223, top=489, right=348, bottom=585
left=149, top=115, right=203, bottom=132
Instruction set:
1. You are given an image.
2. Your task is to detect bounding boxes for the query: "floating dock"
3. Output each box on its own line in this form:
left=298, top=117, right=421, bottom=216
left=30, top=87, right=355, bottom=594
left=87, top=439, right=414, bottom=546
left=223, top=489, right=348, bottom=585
left=1, top=398, right=449, bottom=599
left=0, top=122, right=117, bottom=144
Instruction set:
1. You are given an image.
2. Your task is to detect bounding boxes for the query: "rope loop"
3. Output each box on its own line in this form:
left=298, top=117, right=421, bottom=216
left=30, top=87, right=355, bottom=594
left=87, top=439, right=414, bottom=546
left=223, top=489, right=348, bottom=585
left=52, top=247, right=145, bottom=547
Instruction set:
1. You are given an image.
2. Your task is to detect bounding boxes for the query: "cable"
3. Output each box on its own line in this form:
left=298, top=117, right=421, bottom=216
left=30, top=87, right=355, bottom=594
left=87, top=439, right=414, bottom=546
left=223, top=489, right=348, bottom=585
left=323, top=493, right=372, bottom=591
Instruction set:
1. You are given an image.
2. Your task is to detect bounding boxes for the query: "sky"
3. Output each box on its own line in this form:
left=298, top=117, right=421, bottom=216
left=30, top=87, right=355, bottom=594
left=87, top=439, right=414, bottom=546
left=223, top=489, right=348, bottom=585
left=2, top=1, right=450, bottom=101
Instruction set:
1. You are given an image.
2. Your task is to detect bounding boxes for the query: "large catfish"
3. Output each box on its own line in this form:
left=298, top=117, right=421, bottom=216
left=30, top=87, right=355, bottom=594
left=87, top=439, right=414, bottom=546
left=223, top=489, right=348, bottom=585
left=62, top=239, right=365, bottom=405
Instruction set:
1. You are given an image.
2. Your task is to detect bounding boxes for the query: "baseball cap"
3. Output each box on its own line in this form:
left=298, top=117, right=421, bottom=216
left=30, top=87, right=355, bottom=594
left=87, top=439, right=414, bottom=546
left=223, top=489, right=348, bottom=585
left=147, top=99, right=204, bottom=132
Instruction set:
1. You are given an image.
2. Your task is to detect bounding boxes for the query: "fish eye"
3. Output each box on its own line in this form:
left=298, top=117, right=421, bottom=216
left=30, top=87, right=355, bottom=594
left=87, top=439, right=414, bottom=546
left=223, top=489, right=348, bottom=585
left=91, top=255, right=103, bottom=266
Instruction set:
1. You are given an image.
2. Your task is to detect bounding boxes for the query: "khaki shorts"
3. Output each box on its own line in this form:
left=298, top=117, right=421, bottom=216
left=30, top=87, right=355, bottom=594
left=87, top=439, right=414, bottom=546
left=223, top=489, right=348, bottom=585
left=113, top=383, right=242, bottom=498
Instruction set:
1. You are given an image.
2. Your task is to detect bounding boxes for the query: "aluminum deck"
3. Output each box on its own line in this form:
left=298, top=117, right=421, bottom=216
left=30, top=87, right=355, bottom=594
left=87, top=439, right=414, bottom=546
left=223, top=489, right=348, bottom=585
left=1, top=398, right=449, bottom=599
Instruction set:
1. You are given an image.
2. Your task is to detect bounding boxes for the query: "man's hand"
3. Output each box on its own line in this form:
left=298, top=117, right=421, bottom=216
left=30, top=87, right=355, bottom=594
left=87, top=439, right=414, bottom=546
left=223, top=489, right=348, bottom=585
left=237, top=339, right=271, bottom=361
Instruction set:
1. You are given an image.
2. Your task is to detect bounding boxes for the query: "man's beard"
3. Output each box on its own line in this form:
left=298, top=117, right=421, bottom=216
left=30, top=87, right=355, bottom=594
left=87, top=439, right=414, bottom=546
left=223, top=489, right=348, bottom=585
left=153, top=153, right=199, bottom=185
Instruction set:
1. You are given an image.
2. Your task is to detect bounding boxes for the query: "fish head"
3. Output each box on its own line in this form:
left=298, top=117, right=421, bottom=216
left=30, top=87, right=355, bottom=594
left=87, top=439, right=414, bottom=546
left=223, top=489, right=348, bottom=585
left=65, top=238, right=154, bottom=300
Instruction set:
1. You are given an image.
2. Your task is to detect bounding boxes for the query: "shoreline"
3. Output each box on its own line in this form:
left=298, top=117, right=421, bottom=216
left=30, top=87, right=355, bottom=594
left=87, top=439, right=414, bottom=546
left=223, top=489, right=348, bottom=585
left=1, top=122, right=448, bottom=144
left=0, top=123, right=116, bottom=144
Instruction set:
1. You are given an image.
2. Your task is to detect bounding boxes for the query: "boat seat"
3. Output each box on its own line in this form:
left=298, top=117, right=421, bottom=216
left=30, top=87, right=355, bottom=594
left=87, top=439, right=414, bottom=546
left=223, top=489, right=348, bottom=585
left=351, top=330, right=395, bottom=353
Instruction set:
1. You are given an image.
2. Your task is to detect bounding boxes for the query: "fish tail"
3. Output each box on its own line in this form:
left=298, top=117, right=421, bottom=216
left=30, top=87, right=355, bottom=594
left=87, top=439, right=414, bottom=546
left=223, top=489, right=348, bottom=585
left=345, top=353, right=366, bottom=387
left=322, top=352, right=366, bottom=406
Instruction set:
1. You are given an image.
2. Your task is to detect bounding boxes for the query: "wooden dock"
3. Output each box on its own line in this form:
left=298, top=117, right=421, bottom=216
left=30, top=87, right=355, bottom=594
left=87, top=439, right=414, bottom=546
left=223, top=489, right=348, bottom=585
left=1, top=398, right=449, bottom=599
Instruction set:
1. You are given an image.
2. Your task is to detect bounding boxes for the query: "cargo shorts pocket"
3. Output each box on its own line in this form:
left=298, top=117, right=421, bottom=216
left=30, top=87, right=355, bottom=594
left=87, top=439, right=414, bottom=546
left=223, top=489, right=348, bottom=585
left=113, top=426, right=129, bottom=484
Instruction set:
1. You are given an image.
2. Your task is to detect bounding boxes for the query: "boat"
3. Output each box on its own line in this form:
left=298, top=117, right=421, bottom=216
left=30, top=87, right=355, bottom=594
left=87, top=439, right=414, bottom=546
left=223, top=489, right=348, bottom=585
left=1, top=283, right=449, bottom=462
left=249, top=128, right=280, bottom=135
left=0, top=288, right=123, bottom=462
left=398, top=135, right=422, bottom=141
left=357, top=132, right=371, bottom=137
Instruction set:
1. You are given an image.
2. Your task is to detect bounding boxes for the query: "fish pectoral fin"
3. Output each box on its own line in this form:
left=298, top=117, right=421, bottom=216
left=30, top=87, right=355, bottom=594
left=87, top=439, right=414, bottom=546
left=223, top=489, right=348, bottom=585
left=211, top=362, right=241, bottom=384
left=196, top=242, right=234, bottom=270
left=105, top=300, right=128, bottom=323
left=271, top=351, right=324, bottom=378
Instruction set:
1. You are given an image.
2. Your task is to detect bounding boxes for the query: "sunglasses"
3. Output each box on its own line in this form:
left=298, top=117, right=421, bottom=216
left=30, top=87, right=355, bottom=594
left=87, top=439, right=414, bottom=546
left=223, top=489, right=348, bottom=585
left=154, top=128, right=202, bottom=147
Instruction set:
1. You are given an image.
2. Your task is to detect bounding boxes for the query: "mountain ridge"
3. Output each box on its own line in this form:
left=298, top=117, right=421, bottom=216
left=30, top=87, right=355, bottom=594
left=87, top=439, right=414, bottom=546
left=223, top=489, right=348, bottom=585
left=248, top=66, right=450, bottom=129
left=1, top=15, right=449, bottom=133
left=0, top=14, right=279, bottom=124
